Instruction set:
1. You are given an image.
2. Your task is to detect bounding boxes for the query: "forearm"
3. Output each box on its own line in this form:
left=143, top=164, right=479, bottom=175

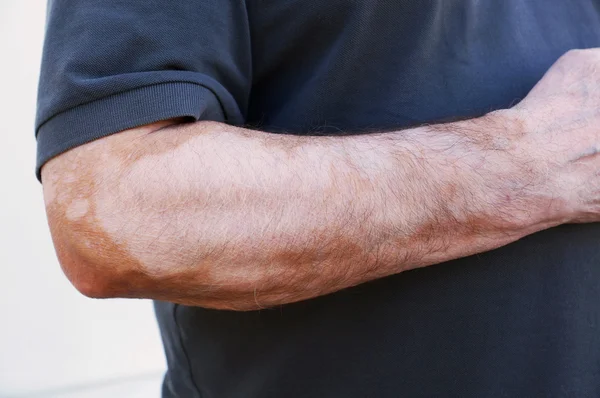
left=42, top=111, right=561, bottom=310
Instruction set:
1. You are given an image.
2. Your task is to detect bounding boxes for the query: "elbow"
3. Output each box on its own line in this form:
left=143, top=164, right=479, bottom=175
left=42, top=169, right=151, bottom=300
left=47, top=210, right=146, bottom=300
left=45, top=200, right=279, bottom=307
left=52, top=235, right=130, bottom=299
left=68, top=264, right=116, bottom=300
left=51, top=223, right=281, bottom=309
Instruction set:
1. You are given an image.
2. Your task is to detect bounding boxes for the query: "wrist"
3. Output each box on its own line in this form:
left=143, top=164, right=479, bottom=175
left=479, top=108, right=568, bottom=234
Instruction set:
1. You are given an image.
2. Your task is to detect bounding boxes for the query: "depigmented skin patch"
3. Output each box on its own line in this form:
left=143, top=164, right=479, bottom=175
left=65, top=199, right=89, bottom=221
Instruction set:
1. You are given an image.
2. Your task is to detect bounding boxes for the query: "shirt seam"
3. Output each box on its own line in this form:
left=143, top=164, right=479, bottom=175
left=173, top=304, right=203, bottom=398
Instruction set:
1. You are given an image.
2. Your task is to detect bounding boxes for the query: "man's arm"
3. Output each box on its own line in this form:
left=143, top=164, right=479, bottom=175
left=41, top=49, right=600, bottom=311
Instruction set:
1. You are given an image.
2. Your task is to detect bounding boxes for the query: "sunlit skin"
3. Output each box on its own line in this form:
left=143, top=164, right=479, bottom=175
left=42, top=49, right=600, bottom=311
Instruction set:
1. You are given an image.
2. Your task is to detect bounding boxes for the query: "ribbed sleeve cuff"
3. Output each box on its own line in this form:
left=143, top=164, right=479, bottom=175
left=36, top=82, right=237, bottom=181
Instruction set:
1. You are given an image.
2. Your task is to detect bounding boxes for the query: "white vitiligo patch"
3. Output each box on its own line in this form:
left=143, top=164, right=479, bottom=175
left=65, top=198, right=90, bottom=220
left=94, top=139, right=207, bottom=273
left=42, top=179, right=58, bottom=207
left=93, top=131, right=337, bottom=280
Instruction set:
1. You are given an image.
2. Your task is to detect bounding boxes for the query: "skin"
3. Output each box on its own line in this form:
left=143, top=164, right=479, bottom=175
left=42, top=48, right=600, bottom=311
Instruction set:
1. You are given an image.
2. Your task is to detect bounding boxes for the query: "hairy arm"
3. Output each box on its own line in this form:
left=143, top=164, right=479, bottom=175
left=42, top=110, right=562, bottom=311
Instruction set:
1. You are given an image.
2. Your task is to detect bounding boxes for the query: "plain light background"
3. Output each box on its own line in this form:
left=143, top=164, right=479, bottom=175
left=0, top=1, right=166, bottom=396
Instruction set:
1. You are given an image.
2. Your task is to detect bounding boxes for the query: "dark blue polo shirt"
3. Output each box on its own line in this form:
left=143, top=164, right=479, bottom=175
left=36, top=1, right=600, bottom=396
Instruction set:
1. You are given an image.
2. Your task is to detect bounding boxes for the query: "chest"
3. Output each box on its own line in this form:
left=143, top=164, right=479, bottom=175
left=246, top=0, right=600, bottom=130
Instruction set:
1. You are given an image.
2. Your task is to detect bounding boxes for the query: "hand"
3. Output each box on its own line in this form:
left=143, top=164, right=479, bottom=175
left=506, top=48, right=600, bottom=225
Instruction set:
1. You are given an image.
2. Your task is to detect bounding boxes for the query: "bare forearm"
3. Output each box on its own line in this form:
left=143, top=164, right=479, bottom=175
left=42, top=111, right=560, bottom=310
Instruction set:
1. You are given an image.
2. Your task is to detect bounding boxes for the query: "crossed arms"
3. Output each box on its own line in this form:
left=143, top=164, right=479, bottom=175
left=42, top=49, right=600, bottom=311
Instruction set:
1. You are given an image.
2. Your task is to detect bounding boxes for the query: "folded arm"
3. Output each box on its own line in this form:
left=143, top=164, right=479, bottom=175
left=42, top=110, right=561, bottom=311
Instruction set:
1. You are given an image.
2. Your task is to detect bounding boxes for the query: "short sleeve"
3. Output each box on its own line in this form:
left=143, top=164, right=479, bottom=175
left=35, top=0, right=252, bottom=180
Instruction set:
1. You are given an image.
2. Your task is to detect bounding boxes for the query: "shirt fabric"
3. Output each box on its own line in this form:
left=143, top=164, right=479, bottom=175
left=37, top=1, right=600, bottom=397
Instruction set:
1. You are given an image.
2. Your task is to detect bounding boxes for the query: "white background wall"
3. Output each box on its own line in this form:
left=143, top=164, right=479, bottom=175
left=0, top=2, right=166, bottom=396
